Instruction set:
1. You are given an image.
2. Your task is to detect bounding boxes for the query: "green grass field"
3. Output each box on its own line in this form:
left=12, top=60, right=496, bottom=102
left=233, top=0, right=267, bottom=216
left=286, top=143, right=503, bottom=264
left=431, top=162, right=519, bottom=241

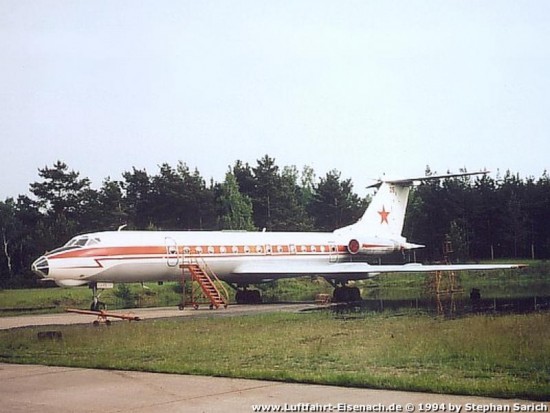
left=0, top=311, right=548, bottom=400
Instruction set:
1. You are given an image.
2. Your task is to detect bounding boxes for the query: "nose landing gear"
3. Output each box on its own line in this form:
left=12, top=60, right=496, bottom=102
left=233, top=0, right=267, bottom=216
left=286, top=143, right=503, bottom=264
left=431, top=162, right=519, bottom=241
left=89, top=283, right=106, bottom=311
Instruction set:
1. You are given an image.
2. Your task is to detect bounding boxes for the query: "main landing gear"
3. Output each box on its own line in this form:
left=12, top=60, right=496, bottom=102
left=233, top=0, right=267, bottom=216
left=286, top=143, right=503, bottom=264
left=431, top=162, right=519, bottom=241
left=230, top=282, right=362, bottom=305
left=331, top=282, right=362, bottom=303
left=233, top=286, right=262, bottom=304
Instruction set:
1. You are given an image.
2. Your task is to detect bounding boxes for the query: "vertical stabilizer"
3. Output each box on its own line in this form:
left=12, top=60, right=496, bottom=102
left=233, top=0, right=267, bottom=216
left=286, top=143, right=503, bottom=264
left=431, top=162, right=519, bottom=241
left=335, top=182, right=410, bottom=238
left=361, top=182, right=410, bottom=237
left=334, top=171, right=488, bottom=239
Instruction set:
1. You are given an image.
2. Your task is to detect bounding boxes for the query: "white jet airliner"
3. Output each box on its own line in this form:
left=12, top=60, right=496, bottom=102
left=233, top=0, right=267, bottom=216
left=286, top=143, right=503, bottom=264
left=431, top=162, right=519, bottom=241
left=32, top=172, right=523, bottom=309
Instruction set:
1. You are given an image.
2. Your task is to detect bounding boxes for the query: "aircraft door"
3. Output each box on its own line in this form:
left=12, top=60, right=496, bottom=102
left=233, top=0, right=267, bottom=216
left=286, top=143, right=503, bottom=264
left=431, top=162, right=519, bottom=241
left=165, top=237, right=179, bottom=267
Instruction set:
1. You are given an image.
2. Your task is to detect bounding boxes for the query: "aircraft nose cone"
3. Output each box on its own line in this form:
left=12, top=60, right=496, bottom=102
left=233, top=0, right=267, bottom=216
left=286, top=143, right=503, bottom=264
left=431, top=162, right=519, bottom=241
left=32, top=256, right=49, bottom=278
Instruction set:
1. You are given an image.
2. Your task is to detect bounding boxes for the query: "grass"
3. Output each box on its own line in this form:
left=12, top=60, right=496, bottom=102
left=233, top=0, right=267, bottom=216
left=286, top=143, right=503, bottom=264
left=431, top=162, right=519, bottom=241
left=1, top=310, right=549, bottom=400
left=0, top=283, right=183, bottom=315
left=362, top=263, right=550, bottom=300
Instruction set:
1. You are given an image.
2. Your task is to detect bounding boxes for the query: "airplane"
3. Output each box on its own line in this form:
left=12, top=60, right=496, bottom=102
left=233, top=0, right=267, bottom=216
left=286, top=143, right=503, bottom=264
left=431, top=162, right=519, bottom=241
left=31, top=171, right=524, bottom=310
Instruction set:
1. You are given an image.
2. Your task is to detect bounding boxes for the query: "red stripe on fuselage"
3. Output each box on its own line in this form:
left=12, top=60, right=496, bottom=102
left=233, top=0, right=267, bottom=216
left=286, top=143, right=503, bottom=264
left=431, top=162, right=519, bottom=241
left=47, top=243, right=391, bottom=260
left=48, top=246, right=166, bottom=259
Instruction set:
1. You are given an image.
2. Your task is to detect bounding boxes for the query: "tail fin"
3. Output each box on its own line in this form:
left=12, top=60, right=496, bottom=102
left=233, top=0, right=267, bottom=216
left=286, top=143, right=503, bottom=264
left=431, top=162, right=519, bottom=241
left=335, top=182, right=410, bottom=238
left=334, top=171, right=488, bottom=239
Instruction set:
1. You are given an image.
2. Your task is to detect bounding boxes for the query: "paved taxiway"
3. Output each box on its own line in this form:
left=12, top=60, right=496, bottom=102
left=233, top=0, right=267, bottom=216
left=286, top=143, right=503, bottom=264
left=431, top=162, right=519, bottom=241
left=1, top=363, right=542, bottom=413
left=0, top=303, right=317, bottom=330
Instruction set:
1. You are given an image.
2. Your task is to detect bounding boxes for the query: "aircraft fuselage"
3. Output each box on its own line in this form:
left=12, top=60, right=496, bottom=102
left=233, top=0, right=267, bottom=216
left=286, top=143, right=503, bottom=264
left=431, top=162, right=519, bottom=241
left=32, top=230, right=406, bottom=287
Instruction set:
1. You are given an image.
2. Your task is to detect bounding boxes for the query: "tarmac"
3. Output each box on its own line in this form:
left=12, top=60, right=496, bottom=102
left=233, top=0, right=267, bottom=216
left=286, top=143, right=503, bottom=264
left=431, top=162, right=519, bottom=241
left=0, top=303, right=318, bottom=330
left=1, top=305, right=547, bottom=412
left=1, top=363, right=544, bottom=413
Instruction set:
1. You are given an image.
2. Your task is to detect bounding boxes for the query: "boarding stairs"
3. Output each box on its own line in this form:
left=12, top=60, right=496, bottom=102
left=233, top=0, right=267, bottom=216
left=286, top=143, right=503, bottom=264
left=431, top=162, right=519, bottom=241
left=180, top=258, right=229, bottom=309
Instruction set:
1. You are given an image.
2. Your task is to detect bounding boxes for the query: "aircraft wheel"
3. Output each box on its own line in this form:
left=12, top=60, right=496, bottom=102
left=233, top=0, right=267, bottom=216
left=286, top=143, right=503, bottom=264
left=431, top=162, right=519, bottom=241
left=93, top=320, right=100, bottom=327
left=105, top=320, right=112, bottom=326
left=90, top=301, right=105, bottom=312
left=178, top=304, right=185, bottom=310
left=349, top=287, right=362, bottom=302
left=332, top=287, right=345, bottom=303
left=235, top=289, right=262, bottom=304
left=251, top=290, right=261, bottom=304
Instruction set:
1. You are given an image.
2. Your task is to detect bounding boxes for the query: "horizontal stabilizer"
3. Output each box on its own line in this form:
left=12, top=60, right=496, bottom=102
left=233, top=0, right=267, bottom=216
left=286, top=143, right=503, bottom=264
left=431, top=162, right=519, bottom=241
left=367, top=171, right=489, bottom=188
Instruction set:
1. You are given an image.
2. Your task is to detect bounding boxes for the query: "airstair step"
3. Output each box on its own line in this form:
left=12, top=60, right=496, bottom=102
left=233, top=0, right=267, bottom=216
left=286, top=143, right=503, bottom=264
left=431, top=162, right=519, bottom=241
left=183, top=260, right=228, bottom=309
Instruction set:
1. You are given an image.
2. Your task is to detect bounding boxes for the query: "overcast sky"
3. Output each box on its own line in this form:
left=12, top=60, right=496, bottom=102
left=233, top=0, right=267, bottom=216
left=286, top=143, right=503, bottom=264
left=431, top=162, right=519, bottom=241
left=1, top=1, right=549, bottom=200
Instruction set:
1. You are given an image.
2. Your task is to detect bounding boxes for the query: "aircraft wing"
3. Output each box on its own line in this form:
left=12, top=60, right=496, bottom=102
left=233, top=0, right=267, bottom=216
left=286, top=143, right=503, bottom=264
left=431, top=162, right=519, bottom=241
left=232, top=261, right=525, bottom=278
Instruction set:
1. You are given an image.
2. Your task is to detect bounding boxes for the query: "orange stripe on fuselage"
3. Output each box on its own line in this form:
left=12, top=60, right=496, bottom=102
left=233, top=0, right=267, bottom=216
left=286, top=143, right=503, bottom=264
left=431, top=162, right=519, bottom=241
left=48, top=243, right=390, bottom=260
left=49, top=246, right=166, bottom=259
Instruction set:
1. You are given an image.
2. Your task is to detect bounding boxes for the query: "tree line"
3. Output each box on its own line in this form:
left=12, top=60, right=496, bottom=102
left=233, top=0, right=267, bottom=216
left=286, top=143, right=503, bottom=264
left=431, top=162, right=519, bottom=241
left=1, top=156, right=548, bottom=287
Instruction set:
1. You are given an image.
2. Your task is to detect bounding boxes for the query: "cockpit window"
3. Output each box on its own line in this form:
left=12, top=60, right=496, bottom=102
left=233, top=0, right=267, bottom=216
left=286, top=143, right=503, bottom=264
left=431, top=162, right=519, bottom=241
left=75, top=237, right=88, bottom=247
left=65, top=237, right=82, bottom=247
left=64, top=236, right=101, bottom=248
left=47, top=235, right=100, bottom=256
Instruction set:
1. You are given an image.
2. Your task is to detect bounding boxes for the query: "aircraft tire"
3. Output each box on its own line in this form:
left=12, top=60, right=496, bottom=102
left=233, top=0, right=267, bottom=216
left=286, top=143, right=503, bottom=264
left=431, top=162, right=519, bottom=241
left=349, top=287, right=361, bottom=302
left=235, top=289, right=262, bottom=304
left=251, top=290, right=262, bottom=304
left=332, top=287, right=346, bottom=303
left=332, top=286, right=362, bottom=303
left=235, top=290, right=244, bottom=304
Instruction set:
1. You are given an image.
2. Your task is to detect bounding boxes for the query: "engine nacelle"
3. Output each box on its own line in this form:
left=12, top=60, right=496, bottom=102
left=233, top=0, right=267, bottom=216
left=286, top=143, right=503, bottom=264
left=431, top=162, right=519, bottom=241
left=346, top=238, right=425, bottom=255
left=346, top=238, right=399, bottom=255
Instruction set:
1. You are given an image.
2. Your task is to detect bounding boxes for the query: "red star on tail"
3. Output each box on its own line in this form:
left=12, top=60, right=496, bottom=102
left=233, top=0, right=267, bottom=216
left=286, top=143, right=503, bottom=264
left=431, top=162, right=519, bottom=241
left=378, top=206, right=390, bottom=224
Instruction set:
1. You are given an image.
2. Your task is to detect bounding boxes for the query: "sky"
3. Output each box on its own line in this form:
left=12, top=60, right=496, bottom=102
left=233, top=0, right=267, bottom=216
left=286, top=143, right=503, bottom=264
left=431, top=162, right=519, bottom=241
left=1, top=0, right=549, bottom=200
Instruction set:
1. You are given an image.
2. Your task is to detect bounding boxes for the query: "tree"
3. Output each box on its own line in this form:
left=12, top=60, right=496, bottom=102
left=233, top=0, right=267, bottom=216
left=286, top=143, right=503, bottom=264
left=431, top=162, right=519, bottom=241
left=532, top=172, right=550, bottom=258
left=149, top=163, right=187, bottom=229
left=121, top=167, right=153, bottom=229
left=470, top=173, right=501, bottom=259
left=99, top=179, right=127, bottom=229
left=232, top=160, right=256, bottom=198
left=0, top=199, right=16, bottom=280
left=251, top=155, right=281, bottom=230
left=278, top=165, right=314, bottom=231
left=0, top=196, right=43, bottom=287
left=176, top=162, right=216, bottom=230
left=498, top=171, right=531, bottom=258
left=308, top=170, right=366, bottom=231
left=299, top=165, right=316, bottom=206
left=29, top=161, right=92, bottom=245
left=216, top=171, right=256, bottom=230
left=30, top=161, right=91, bottom=218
